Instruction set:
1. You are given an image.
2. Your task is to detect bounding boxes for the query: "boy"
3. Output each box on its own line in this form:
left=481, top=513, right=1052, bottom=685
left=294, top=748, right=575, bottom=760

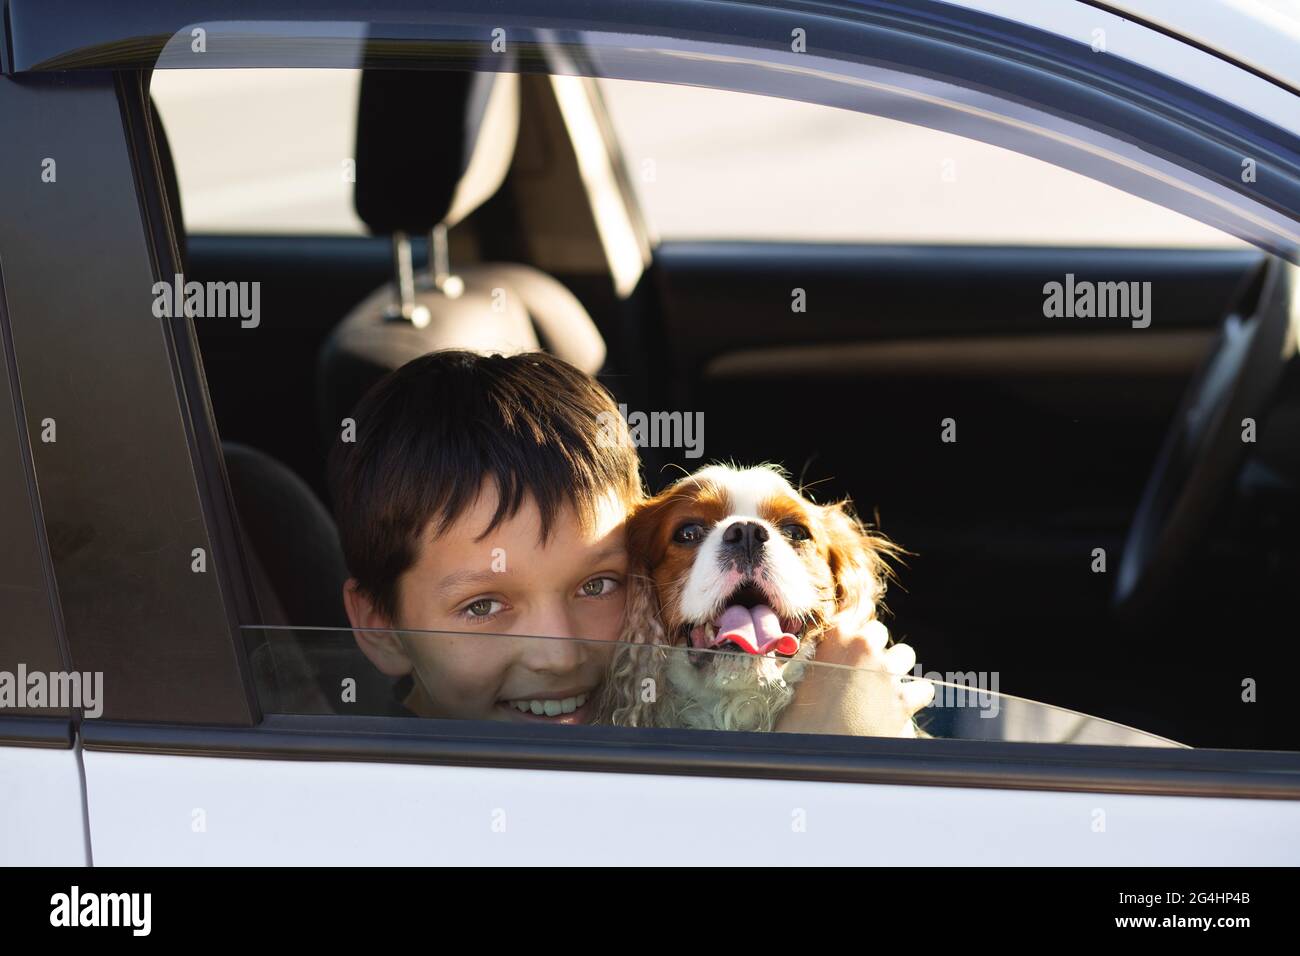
left=329, top=350, right=930, bottom=733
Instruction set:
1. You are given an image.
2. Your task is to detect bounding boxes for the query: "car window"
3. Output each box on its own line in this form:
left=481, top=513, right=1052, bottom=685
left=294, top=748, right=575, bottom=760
left=243, top=627, right=1181, bottom=747
left=141, top=18, right=1298, bottom=756
left=150, top=67, right=1249, bottom=249
left=150, top=69, right=364, bottom=236
left=595, top=78, right=1247, bottom=247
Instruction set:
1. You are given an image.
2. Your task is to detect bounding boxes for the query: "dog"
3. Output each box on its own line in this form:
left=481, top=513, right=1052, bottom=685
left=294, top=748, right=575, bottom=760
left=599, top=464, right=904, bottom=733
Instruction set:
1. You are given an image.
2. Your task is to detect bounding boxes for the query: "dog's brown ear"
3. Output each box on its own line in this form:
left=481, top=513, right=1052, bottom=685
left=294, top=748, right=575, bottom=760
left=822, top=502, right=898, bottom=618
left=624, top=488, right=679, bottom=571
left=620, top=485, right=692, bottom=643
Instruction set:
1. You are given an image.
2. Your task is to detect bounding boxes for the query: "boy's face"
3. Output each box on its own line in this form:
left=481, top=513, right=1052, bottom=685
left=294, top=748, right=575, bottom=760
left=345, top=482, right=629, bottom=725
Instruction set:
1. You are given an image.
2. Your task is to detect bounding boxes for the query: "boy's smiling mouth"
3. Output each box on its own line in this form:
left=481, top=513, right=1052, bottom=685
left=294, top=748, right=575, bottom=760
left=499, top=690, right=594, bottom=724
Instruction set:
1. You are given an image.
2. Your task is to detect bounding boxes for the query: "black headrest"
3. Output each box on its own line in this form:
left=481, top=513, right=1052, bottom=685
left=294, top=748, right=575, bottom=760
left=354, top=70, right=473, bottom=234
left=354, top=68, right=519, bottom=235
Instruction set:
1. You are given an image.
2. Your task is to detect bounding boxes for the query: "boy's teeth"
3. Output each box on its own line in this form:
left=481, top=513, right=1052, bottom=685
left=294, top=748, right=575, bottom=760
left=509, top=693, right=587, bottom=716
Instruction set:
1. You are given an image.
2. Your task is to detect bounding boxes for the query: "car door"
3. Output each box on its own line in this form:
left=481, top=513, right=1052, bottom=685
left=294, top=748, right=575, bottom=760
left=2, top=0, right=1298, bottom=867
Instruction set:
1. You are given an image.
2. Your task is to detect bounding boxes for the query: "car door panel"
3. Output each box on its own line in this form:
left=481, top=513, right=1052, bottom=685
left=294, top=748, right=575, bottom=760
left=80, top=749, right=1300, bottom=865
left=0, top=745, right=90, bottom=865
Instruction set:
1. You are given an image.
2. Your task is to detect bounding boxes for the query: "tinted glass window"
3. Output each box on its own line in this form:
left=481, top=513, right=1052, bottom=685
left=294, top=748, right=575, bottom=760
left=245, top=627, right=1180, bottom=747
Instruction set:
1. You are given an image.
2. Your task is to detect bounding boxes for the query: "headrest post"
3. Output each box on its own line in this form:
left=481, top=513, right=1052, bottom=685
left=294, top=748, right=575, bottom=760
left=425, top=223, right=464, bottom=299
left=384, top=231, right=431, bottom=328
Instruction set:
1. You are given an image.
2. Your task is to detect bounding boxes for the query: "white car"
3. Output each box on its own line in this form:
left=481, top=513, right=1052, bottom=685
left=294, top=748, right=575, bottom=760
left=2, top=0, right=1298, bottom=869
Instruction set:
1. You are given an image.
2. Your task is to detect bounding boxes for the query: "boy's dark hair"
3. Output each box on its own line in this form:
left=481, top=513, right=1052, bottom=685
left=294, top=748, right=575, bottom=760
left=328, top=350, right=642, bottom=621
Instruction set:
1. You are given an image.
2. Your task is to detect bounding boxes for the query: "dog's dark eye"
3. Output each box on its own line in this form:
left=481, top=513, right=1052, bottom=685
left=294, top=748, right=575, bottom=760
left=782, top=523, right=812, bottom=542
left=673, top=522, right=706, bottom=544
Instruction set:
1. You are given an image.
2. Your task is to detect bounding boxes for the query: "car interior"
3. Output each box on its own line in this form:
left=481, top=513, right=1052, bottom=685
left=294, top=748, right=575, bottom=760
left=149, top=65, right=1300, bottom=750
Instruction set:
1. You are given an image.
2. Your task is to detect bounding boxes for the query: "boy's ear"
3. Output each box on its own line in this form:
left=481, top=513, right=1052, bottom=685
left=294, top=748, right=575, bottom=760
left=343, top=579, right=413, bottom=677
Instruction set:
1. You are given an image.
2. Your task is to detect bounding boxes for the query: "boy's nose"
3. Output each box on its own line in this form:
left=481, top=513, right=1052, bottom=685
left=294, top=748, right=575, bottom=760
left=521, top=634, right=587, bottom=675
left=519, top=609, right=588, bottom=671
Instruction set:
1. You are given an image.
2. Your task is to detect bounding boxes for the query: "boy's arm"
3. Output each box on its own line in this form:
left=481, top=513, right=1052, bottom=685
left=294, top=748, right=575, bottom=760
left=774, top=618, right=933, bottom=737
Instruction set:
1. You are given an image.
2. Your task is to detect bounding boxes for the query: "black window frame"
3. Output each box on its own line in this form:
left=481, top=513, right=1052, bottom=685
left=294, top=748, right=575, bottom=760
left=0, top=69, right=258, bottom=729
left=0, top=248, right=74, bottom=745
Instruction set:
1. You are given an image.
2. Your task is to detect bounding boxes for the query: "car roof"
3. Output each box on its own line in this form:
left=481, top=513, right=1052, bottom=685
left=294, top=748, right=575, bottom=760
left=5, top=0, right=1296, bottom=135
left=1092, top=0, right=1300, bottom=92
left=935, top=0, right=1297, bottom=135
left=945, top=0, right=1300, bottom=94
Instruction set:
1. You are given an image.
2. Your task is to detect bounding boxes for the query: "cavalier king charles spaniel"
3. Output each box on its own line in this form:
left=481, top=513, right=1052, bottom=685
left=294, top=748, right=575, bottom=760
left=600, top=464, right=900, bottom=733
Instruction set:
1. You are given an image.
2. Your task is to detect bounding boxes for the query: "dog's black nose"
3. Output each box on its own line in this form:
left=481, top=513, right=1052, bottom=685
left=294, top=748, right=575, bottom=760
left=722, top=520, right=768, bottom=567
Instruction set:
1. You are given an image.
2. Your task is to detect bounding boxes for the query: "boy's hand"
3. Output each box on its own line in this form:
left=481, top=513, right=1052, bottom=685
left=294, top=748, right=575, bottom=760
left=774, top=612, right=933, bottom=737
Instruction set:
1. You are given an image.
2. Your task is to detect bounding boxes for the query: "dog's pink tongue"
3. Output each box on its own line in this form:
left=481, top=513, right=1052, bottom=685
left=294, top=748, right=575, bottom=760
left=714, top=604, right=800, bottom=656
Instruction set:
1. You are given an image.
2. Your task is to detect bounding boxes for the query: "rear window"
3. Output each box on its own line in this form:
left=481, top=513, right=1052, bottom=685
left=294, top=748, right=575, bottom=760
left=595, top=78, right=1245, bottom=247
left=151, top=68, right=364, bottom=235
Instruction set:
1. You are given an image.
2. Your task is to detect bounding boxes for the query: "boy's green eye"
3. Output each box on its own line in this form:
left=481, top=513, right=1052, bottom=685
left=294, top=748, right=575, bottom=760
left=465, top=599, right=497, bottom=617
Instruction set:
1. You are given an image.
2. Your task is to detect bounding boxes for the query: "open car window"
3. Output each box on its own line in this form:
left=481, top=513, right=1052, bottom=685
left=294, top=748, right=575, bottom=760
left=125, top=14, right=1300, bottom=756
